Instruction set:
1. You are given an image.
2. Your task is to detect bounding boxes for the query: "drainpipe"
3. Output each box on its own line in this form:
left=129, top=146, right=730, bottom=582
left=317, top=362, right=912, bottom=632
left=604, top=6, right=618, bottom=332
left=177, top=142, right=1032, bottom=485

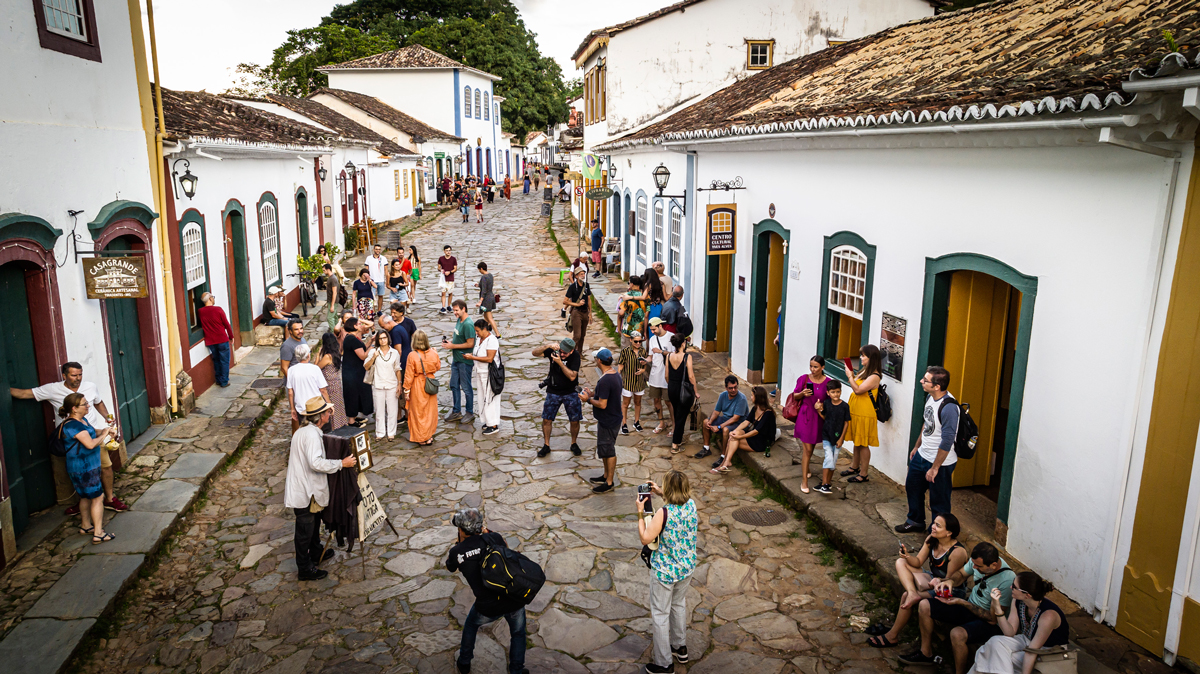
left=145, top=0, right=182, bottom=414
left=1094, top=153, right=1183, bottom=625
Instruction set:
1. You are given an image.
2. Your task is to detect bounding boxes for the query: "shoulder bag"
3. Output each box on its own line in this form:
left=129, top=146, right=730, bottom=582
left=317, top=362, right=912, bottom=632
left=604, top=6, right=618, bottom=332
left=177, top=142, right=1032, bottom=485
left=679, top=353, right=696, bottom=409
left=640, top=506, right=669, bottom=568
left=782, top=376, right=804, bottom=422
left=488, top=346, right=505, bottom=395
left=47, top=422, right=68, bottom=458
left=363, top=351, right=376, bottom=385
left=419, top=352, right=440, bottom=395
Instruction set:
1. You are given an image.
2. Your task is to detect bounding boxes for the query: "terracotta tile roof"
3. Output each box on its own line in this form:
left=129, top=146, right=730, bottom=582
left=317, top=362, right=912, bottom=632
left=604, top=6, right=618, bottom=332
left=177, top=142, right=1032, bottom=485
left=265, top=94, right=420, bottom=157
left=310, top=87, right=463, bottom=143
left=602, top=0, right=1198, bottom=149
left=319, top=44, right=498, bottom=80
left=571, top=0, right=947, bottom=62
left=156, top=86, right=334, bottom=148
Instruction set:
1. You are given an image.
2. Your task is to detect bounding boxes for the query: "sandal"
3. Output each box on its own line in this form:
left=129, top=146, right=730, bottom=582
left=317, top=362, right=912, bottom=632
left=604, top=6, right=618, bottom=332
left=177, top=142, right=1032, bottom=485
left=840, top=468, right=860, bottom=477
left=709, top=466, right=730, bottom=475
left=868, top=635, right=898, bottom=648
left=670, top=445, right=682, bottom=454
left=91, top=532, right=116, bottom=545
left=847, top=475, right=870, bottom=483
left=865, top=622, right=892, bottom=636
left=654, top=424, right=667, bottom=434
left=78, top=526, right=94, bottom=536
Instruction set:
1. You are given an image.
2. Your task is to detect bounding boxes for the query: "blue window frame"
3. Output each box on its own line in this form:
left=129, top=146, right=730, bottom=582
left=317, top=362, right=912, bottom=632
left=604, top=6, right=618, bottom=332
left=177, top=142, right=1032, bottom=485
left=464, top=86, right=471, bottom=118
left=474, top=89, right=481, bottom=118
left=484, top=92, right=490, bottom=120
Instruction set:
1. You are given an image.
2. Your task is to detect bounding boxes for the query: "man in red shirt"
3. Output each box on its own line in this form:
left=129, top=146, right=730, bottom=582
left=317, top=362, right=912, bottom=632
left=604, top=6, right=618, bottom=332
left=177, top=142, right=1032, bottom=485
left=198, top=292, right=235, bottom=387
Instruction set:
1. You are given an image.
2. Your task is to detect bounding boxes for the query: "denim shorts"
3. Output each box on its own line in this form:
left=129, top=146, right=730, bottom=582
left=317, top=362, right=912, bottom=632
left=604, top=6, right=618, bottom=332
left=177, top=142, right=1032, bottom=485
left=821, top=440, right=839, bottom=470
left=374, top=281, right=387, bottom=297
left=542, top=391, right=583, bottom=422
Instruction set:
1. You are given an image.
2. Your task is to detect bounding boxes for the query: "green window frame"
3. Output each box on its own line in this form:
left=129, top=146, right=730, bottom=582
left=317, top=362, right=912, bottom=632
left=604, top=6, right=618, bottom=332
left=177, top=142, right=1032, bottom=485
left=257, top=192, right=281, bottom=291
left=178, top=209, right=211, bottom=345
left=816, top=230, right=876, bottom=384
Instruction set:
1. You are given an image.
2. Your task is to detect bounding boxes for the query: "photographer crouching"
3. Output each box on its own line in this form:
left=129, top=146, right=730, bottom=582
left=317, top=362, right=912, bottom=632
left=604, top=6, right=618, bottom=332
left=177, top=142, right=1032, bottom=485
left=532, top=338, right=582, bottom=457
left=284, top=397, right=357, bottom=581
left=638, top=470, right=698, bottom=673
left=447, top=508, right=529, bottom=674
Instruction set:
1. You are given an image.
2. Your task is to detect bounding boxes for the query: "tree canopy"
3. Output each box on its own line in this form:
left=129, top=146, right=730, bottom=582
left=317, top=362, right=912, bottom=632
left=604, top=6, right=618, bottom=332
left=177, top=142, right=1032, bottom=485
left=233, top=0, right=569, bottom=137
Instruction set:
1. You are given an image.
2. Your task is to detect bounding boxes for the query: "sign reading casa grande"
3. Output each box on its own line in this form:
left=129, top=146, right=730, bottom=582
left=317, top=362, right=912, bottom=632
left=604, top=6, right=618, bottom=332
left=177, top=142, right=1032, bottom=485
left=84, top=256, right=148, bottom=299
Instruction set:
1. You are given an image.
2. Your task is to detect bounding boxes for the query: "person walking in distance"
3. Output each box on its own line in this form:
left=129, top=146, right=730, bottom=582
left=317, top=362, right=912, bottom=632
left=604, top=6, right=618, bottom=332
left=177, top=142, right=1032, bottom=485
left=442, top=300, right=477, bottom=424
left=438, top=245, right=458, bottom=314
left=579, top=348, right=623, bottom=493
left=476, top=262, right=500, bottom=338
left=197, top=292, right=235, bottom=387
left=285, top=344, right=330, bottom=433
left=284, top=396, right=357, bottom=581
left=533, top=338, right=583, bottom=458
left=366, top=244, right=389, bottom=314
left=464, top=319, right=501, bottom=435
left=639, top=470, right=698, bottom=673
left=590, top=218, right=603, bottom=278
left=897, top=366, right=959, bottom=533
left=364, top=331, right=403, bottom=441
left=617, top=331, right=648, bottom=435
left=405, top=246, right=421, bottom=300
left=11, top=362, right=128, bottom=514
left=645, top=318, right=675, bottom=434
left=564, top=268, right=591, bottom=353
left=447, top=508, right=530, bottom=674
left=842, top=344, right=883, bottom=483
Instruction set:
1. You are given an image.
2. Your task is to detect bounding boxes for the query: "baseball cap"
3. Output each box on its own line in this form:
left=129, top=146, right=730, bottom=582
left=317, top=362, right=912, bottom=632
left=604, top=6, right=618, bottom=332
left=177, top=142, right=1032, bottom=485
left=559, top=337, right=576, bottom=351
left=594, top=348, right=613, bottom=364
left=268, top=285, right=282, bottom=294
left=648, top=317, right=665, bottom=327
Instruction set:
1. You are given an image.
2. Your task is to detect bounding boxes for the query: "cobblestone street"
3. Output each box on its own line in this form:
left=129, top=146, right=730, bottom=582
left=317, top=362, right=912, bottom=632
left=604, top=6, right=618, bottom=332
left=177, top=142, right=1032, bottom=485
left=65, top=193, right=902, bottom=674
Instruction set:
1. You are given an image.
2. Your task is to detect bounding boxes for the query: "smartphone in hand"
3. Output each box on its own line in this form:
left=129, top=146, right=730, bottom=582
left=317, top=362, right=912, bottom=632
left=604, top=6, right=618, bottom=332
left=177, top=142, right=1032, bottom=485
left=843, top=357, right=854, bottom=370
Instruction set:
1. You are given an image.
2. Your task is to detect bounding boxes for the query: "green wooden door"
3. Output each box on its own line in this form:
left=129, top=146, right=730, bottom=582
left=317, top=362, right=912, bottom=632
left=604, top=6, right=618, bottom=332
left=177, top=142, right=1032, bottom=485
left=105, top=240, right=152, bottom=439
left=0, top=264, right=54, bottom=533
left=297, top=191, right=310, bottom=259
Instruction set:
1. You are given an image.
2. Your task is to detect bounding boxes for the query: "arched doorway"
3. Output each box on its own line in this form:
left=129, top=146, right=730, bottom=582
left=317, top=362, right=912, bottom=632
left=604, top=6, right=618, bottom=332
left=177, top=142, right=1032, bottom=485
left=295, top=187, right=310, bottom=259
left=223, top=200, right=253, bottom=347
left=910, top=253, right=1037, bottom=531
left=747, top=219, right=789, bottom=384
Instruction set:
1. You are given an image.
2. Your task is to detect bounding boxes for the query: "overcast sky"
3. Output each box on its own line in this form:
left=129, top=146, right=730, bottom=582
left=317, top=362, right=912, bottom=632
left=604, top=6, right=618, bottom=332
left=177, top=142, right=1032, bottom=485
left=150, top=0, right=660, bottom=92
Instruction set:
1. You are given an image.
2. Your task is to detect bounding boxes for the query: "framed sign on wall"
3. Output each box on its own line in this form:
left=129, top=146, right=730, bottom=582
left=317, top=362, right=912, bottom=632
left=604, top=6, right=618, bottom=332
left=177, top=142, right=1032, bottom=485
left=707, top=204, right=736, bottom=255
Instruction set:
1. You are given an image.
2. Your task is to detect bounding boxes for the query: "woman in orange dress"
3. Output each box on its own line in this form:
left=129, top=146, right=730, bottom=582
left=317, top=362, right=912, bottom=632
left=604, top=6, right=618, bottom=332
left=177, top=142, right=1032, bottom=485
left=503, top=175, right=512, bottom=201
left=404, top=329, right=442, bottom=445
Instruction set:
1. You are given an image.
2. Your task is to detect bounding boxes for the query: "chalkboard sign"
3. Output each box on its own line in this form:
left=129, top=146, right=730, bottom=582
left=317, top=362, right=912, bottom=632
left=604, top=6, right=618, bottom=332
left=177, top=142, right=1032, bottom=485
left=541, top=202, right=552, bottom=217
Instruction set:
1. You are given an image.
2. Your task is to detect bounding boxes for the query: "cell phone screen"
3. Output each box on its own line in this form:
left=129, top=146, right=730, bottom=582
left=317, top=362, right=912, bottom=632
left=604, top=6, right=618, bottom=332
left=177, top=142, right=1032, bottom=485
left=805, top=382, right=813, bottom=393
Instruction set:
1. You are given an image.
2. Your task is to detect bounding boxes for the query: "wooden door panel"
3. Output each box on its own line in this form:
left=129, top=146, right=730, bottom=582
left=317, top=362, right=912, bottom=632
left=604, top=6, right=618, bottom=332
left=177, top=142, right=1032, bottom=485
left=763, top=234, right=785, bottom=383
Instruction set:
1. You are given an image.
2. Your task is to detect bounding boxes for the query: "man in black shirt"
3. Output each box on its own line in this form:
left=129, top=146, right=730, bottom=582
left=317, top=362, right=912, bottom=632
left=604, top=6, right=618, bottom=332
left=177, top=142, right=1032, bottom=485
left=579, top=348, right=623, bottom=493
left=446, top=508, right=528, bottom=674
left=532, top=338, right=582, bottom=458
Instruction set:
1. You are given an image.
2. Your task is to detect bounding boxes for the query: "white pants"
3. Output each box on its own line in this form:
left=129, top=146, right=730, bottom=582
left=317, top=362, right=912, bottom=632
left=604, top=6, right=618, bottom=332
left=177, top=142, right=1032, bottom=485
left=475, top=367, right=501, bottom=427
left=969, top=634, right=1032, bottom=674
left=372, top=386, right=399, bottom=438
left=649, top=572, right=690, bottom=667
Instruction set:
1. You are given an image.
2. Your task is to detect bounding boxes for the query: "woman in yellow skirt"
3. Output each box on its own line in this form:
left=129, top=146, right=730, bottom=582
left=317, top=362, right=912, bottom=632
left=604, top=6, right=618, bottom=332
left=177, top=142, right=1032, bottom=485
left=842, top=344, right=883, bottom=483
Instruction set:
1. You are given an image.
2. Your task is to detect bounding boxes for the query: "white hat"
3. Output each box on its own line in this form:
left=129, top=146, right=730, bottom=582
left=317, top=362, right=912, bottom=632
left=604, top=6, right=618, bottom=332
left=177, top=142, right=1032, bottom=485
left=268, top=285, right=282, bottom=294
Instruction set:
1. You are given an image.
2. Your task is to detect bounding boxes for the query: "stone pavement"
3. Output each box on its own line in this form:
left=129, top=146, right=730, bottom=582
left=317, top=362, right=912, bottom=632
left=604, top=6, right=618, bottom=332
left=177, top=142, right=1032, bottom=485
left=48, top=191, right=906, bottom=674
left=0, top=305, right=332, bottom=674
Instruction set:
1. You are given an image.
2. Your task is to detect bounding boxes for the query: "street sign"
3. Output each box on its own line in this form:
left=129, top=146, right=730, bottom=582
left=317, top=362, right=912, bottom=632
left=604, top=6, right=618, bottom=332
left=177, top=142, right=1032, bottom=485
left=575, top=186, right=583, bottom=197
left=84, top=256, right=148, bottom=299
left=586, top=187, right=614, bottom=200
left=434, top=152, right=445, bottom=158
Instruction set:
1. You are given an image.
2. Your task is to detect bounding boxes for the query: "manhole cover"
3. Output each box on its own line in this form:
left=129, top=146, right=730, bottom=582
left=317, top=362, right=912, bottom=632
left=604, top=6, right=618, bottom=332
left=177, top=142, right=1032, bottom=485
left=250, top=378, right=283, bottom=389
left=222, top=417, right=256, bottom=428
left=731, top=506, right=788, bottom=527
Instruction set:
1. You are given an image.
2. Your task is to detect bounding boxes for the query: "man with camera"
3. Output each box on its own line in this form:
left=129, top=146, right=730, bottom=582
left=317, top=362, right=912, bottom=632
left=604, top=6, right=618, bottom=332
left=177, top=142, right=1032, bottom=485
left=533, top=338, right=582, bottom=457
left=447, top=508, right=529, bottom=674
left=442, top=300, right=476, bottom=425
left=579, top=348, right=623, bottom=493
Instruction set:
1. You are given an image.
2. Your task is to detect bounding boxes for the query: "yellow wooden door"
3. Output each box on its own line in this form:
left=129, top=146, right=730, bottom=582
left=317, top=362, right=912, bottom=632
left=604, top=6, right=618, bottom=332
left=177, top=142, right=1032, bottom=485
left=941, top=270, right=1016, bottom=488
left=411, top=171, right=419, bottom=209
left=714, top=255, right=733, bottom=352
left=763, top=233, right=785, bottom=383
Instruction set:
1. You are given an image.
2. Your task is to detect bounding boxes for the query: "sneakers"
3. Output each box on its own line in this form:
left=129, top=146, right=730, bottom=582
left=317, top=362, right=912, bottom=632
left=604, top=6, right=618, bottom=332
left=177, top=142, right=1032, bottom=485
left=815, top=483, right=833, bottom=495
left=621, top=424, right=630, bottom=436
left=298, top=567, right=329, bottom=581
left=444, top=411, right=463, bottom=422
left=693, top=447, right=712, bottom=459
left=672, top=645, right=688, bottom=663
left=456, top=661, right=470, bottom=674
left=646, top=663, right=675, bottom=673
left=633, top=421, right=643, bottom=432
left=711, top=455, right=726, bottom=469
left=592, top=482, right=614, bottom=493
left=898, top=651, right=936, bottom=666
left=570, top=443, right=582, bottom=456
left=895, top=522, right=925, bottom=534
left=460, top=413, right=476, bottom=426
left=65, top=504, right=80, bottom=516
left=588, top=475, right=607, bottom=484
left=537, top=445, right=551, bottom=457
left=482, top=425, right=500, bottom=435
left=104, top=497, right=130, bottom=512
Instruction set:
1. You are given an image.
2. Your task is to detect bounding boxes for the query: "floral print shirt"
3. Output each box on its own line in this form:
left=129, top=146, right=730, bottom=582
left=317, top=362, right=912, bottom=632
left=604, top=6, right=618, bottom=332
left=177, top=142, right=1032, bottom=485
left=652, top=499, right=698, bottom=585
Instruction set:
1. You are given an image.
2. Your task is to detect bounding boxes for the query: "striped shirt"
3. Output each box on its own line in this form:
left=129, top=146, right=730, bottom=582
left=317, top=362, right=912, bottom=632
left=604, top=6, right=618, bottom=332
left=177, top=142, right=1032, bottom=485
left=617, top=345, right=648, bottom=393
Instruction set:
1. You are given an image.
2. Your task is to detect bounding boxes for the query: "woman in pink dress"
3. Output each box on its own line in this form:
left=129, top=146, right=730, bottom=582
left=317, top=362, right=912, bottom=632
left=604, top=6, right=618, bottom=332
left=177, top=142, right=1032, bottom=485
left=791, top=355, right=830, bottom=494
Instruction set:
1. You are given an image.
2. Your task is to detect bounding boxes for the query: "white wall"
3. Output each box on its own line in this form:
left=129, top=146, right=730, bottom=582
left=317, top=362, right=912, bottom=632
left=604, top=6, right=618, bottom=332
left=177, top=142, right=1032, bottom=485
left=667, top=136, right=1191, bottom=614
left=589, top=0, right=932, bottom=143
left=1, top=0, right=162, bottom=410
left=328, top=70, right=454, bottom=134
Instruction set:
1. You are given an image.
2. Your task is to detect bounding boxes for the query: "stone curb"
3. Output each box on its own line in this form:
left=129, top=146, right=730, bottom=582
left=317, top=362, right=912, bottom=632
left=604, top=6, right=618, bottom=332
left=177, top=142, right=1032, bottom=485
left=0, top=387, right=285, bottom=674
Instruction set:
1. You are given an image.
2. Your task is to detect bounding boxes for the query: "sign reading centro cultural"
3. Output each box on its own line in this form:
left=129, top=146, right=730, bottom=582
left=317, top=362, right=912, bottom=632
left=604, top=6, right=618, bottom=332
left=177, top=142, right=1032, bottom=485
left=706, top=203, right=737, bottom=255
left=84, top=256, right=148, bottom=299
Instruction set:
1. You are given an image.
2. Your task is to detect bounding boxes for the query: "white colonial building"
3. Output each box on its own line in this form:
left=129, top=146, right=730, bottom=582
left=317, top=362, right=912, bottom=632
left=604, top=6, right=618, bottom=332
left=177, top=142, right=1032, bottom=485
left=599, top=0, right=1200, bottom=665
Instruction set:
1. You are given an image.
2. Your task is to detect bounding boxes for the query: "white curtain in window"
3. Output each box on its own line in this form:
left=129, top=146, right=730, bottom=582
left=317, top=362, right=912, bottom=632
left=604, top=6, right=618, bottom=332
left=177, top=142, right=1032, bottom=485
left=653, top=201, right=664, bottom=262
left=260, top=202, right=279, bottom=286
left=182, top=222, right=206, bottom=290
left=474, top=89, right=481, bottom=118
left=484, top=92, right=490, bottom=120
left=636, top=197, right=647, bottom=260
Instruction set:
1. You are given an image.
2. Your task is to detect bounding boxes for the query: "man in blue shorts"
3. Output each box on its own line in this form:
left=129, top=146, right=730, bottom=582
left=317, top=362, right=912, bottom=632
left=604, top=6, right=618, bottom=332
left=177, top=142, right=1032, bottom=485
left=533, top=338, right=582, bottom=457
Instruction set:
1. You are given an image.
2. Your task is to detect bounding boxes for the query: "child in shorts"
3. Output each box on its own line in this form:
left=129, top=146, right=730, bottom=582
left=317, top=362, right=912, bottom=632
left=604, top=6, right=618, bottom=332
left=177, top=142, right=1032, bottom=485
left=815, top=380, right=851, bottom=495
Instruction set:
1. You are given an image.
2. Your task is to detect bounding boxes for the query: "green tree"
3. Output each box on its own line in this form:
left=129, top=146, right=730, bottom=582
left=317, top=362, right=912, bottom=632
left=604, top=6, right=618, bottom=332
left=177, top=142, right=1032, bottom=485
left=564, top=77, right=583, bottom=100
left=261, top=24, right=397, bottom=97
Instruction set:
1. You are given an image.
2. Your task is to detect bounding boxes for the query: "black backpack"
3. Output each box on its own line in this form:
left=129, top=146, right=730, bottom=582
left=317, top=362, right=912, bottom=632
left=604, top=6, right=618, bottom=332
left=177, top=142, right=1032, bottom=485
left=480, top=543, right=546, bottom=606
left=675, top=312, right=694, bottom=338
left=941, top=397, right=980, bottom=460
left=869, top=384, right=892, bottom=423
